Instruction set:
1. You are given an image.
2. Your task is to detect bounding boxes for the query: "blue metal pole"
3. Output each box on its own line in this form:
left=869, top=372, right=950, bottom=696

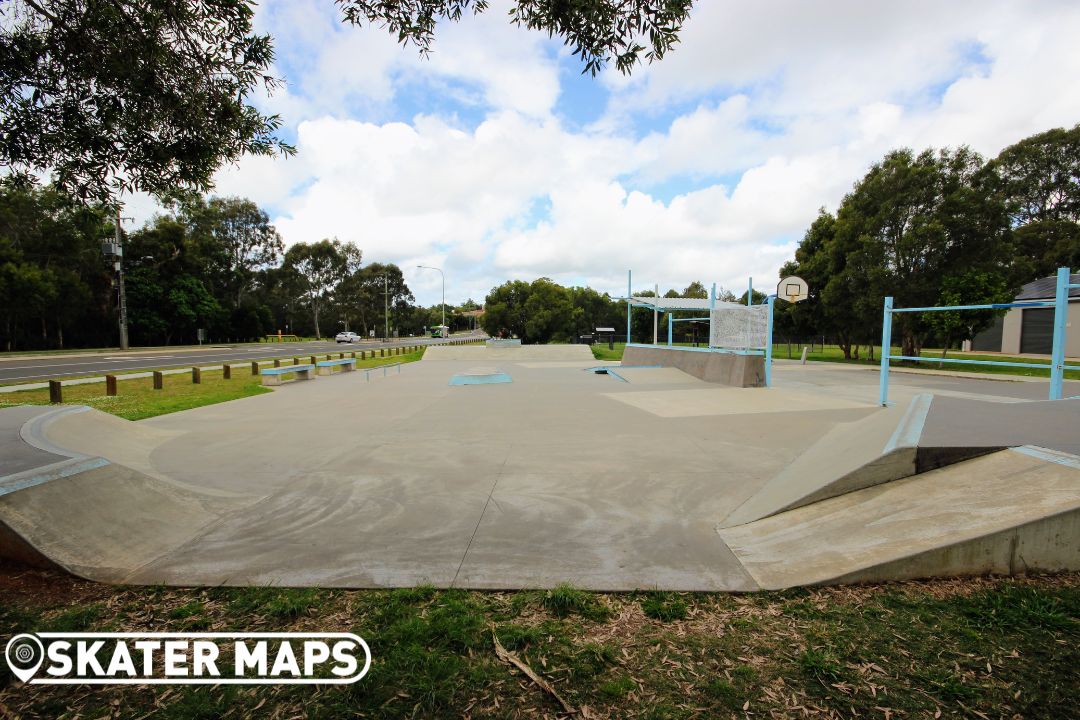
left=747, top=277, right=753, bottom=306
left=1049, top=266, right=1069, bottom=400
left=879, top=297, right=893, bottom=406
left=709, top=283, right=716, bottom=350
left=667, top=312, right=672, bottom=346
left=765, top=295, right=775, bottom=387
left=626, top=270, right=632, bottom=346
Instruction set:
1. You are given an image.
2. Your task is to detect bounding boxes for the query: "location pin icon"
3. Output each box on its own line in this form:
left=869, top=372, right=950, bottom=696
left=5, top=634, right=44, bottom=683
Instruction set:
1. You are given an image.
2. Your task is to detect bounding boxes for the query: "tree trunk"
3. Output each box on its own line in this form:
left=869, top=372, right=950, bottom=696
left=313, top=302, right=321, bottom=339
left=901, top=330, right=917, bottom=360
left=57, top=316, right=64, bottom=349
left=837, top=330, right=852, bottom=359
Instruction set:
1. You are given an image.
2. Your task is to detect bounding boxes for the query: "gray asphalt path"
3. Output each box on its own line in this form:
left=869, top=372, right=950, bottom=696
left=0, top=334, right=483, bottom=384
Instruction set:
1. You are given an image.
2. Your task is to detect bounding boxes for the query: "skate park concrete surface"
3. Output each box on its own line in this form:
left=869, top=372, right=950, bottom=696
left=0, top=343, right=1078, bottom=591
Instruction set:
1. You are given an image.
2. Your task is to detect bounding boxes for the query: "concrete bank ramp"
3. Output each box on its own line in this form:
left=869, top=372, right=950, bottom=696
left=719, top=446, right=1080, bottom=589
left=0, top=406, right=258, bottom=581
left=719, top=395, right=1080, bottom=528
left=423, top=344, right=594, bottom=362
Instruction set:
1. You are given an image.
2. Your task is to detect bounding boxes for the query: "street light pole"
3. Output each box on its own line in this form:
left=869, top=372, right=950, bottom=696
left=116, top=209, right=129, bottom=350
left=416, top=265, right=445, bottom=335
left=384, top=274, right=389, bottom=340
left=102, top=209, right=130, bottom=350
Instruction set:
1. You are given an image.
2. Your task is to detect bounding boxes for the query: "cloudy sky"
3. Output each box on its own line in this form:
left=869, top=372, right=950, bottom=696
left=137, top=0, right=1080, bottom=306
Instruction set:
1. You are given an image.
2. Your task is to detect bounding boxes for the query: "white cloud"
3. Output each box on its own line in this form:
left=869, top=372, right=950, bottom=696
left=189, top=0, right=1080, bottom=305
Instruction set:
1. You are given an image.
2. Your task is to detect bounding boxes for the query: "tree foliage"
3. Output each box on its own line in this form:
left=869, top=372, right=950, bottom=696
left=336, top=0, right=693, bottom=75
left=780, top=128, right=1080, bottom=357
left=0, top=0, right=293, bottom=202
left=283, top=239, right=362, bottom=339
left=0, top=183, right=426, bottom=349
left=985, top=124, right=1080, bottom=278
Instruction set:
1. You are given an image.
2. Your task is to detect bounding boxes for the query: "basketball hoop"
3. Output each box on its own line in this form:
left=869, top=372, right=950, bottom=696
left=777, top=276, right=809, bottom=303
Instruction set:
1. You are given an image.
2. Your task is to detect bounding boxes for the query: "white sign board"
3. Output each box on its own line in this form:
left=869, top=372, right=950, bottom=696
left=777, top=276, right=809, bottom=303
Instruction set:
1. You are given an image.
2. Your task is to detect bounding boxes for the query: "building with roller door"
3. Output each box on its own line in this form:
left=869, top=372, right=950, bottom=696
left=966, top=272, right=1080, bottom=356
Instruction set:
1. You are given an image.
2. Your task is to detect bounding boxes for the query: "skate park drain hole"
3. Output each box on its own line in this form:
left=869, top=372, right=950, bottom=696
left=449, top=372, right=512, bottom=386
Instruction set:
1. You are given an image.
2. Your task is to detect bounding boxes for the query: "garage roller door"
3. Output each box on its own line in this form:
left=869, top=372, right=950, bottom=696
left=1019, top=308, right=1054, bottom=354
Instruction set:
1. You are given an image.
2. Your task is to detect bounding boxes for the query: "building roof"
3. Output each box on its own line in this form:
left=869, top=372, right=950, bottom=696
left=1015, top=273, right=1080, bottom=301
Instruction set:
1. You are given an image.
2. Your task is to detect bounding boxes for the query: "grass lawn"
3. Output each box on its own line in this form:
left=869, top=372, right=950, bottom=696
left=0, top=349, right=426, bottom=421
left=0, top=566, right=1076, bottom=718
left=593, top=343, right=1080, bottom=381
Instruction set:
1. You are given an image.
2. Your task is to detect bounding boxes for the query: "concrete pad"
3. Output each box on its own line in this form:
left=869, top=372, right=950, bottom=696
left=0, top=406, right=65, bottom=477
left=3, top=358, right=1080, bottom=590
left=516, top=361, right=617, bottom=369
left=423, top=344, right=594, bottom=362
left=604, top=386, right=871, bottom=418
left=455, top=471, right=758, bottom=591
left=608, top=367, right=704, bottom=385
left=719, top=448, right=1080, bottom=589
left=126, top=470, right=495, bottom=587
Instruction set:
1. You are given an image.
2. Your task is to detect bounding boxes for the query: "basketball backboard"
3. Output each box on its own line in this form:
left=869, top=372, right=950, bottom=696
left=777, top=276, right=809, bottom=303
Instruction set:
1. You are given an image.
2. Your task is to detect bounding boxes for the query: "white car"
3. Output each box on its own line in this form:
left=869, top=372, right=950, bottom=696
left=335, top=331, right=361, bottom=343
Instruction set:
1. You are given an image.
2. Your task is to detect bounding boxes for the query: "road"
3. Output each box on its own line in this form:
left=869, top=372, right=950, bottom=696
left=0, top=334, right=485, bottom=384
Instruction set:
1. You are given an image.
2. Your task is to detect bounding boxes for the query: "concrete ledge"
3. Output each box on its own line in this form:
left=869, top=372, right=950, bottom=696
left=261, top=365, right=314, bottom=385
left=622, top=345, right=765, bottom=387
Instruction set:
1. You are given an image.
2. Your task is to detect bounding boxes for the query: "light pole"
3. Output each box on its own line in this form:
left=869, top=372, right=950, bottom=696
left=383, top=274, right=389, bottom=340
left=102, top=208, right=130, bottom=350
left=416, top=265, right=445, bottom=336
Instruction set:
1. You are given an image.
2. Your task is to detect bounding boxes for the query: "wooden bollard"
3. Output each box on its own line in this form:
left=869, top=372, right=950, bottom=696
left=49, top=380, right=62, bottom=404
left=223, top=364, right=231, bottom=380
left=293, top=357, right=300, bottom=365
left=274, top=359, right=281, bottom=368
left=192, top=367, right=201, bottom=384
left=380, top=348, right=385, bottom=357
left=153, top=371, right=163, bottom=389
left=326, top=354, right=332, bottom=361
left=250, top=361, right=258, bottom=375
left=310, top=355, right=317, bottom=365
left=339, top=352, right=344, bottom=359
left=105, top=374, right=117, bottom=396
left=350, top=352, right=355, bottom=359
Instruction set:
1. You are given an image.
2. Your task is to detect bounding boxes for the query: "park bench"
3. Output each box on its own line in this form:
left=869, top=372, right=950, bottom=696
left=316, top=358, right=357, bottom=376
left=261, top=364, right=314, bottom=386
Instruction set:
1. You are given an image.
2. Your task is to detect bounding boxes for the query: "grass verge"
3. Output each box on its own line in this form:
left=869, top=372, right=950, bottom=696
left=0, top=567, right=1076, bottom=718
left=0, top=349, right=426, bottom=420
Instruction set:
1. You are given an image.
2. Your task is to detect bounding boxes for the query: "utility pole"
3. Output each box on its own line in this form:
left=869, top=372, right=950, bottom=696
left=384, top=274, right=389, bottom=340
left=102, top=209, right=130, bottom=350
left=116, top=209, right=129, bottom=350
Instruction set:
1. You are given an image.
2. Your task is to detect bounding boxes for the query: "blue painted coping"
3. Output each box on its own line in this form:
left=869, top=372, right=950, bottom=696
left=261, top=365, right=313, bottom=375
left=449, top=372, right=512, bottom=386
